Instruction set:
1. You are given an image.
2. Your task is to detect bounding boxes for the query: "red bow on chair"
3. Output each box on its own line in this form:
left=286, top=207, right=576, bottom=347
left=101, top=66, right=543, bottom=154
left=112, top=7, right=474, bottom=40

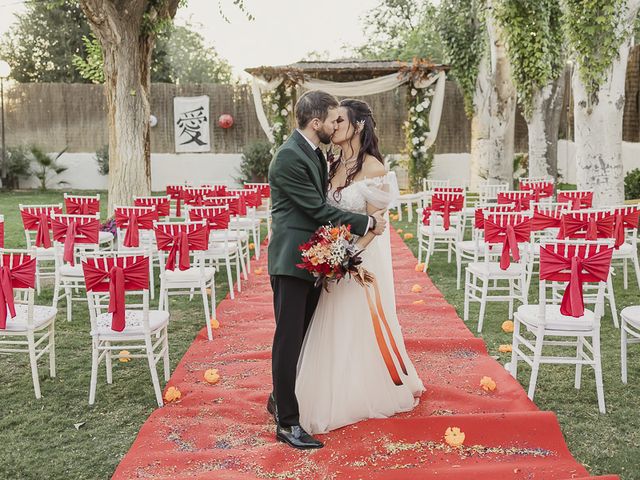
left=0, top=256, right=36, bottom=329
left=559, top=215, right=614, bottom=241
left=539, top=246, right=613, bottom=317
left=51, top=218, right=100, bottom=265
left=474, top=209, right=485, bottom=229
left=66, top=198, right=98, bottom=215
left=115, top=209, right=157, bottom=248
left=557, top=192, right=593, bottom=210
left=484, top=218, right=531, bottom=269
left=189, top=209, right=231, bottom=230
left=155, top=225, right=208, bottom=271
left=422, top=195, right=464, bottom=230
left=82, top=257, right=149, bottom=331
left=613, top=210, right=640, bottom=248
left=531, top=210, right=562, bottom=231
left=497, top=194, right=532, bottom=212
left=521, top=182, right=554, bottom=202
left=21, top=210, right=56, bottom=248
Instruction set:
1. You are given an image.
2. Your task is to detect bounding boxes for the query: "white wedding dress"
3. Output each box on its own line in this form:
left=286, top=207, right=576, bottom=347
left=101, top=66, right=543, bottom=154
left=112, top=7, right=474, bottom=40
left=296, top=172, right=425, bottom=435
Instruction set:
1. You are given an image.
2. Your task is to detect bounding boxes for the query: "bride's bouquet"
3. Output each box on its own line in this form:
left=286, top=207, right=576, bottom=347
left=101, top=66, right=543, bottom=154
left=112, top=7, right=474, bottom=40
left=297, top=224, right=373, bottom=290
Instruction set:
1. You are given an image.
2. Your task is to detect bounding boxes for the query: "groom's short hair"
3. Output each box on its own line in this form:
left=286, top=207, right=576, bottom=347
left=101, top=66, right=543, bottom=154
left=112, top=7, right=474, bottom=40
left=295, top=90, right=339, bottom=129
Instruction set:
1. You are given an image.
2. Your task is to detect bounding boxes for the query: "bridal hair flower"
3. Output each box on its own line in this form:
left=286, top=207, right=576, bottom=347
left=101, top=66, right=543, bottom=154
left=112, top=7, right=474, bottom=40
left=444, top=427, right=465, bottom=447
left=356, top=119, right=366, bottom=131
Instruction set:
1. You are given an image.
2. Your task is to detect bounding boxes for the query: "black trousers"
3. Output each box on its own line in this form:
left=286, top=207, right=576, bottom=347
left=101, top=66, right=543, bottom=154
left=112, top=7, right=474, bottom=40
left=270, top=274, right=322, bottom=427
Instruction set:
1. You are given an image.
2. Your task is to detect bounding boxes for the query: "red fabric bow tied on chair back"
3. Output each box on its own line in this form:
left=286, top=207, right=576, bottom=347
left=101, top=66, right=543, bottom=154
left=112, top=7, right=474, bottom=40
left=474, top=205, right=517, bottom=230
left=246, top=184, right=269, bottom=198
left=205, top=196, right=246, bottom=216
left=557, top=191, right=594, bottom=210
left=82, top=256, right=149, bottom=331
left=531, top=209, right=563, bottom=231
left=154, top=223, right=209, bottom=271
left=166, top=185, right=185, bottom=217
left=65, top=196, right=100, bottom=215
left=539, top=245, right=613, bottom=317
left=497, top=192, right=533, bottom=211
left=114, top=207, right=158, bottom=248
left=51, top=216, right=100, bottom=266
left=0, top=221, right=4, bottom=248
left=188, top=207, right=231, bottom=231
left=612, top=207, right=640, bottom=248
left=559, top=213, right=614, bottom=241
left=520, top=182, right=554, bottom=202
left=484, top=217, right=532, bottom=269
left=20, top=207, right=62, bottom=248
left=422, top=193, right=464, bottom=230
left=134, top=197, right=171, bottom=217
left=0, top=254, right=36, bottom=329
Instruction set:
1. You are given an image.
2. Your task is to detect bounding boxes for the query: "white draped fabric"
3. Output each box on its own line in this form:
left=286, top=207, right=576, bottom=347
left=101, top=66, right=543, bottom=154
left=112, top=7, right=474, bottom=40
left=249, top=70, right=447, bottom=148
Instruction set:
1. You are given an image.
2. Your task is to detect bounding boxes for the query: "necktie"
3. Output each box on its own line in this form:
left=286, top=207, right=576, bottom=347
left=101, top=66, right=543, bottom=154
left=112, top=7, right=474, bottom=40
left=315, top=147, right=328, bottom=192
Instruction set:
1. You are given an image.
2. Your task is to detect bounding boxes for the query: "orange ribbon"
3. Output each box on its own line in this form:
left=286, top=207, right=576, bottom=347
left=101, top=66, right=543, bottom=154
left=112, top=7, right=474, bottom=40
left=361, top=273, right=408, bottom=386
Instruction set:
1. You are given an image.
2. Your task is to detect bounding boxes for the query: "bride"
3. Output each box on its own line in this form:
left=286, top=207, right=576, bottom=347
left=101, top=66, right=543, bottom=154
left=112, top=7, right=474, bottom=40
left=295, top=99, right=425, bottom=435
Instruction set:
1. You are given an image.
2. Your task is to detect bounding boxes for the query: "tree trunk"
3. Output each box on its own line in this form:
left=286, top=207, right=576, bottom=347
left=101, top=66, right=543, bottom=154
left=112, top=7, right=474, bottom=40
left=469, top=51, right=492, bottom=190
left=486, top=2, right=516, bottom=187
left=80, top=1, right=180, bottom=213
left=527, top=72, right=565, bottom=180
left=572, top=0, right=640, bottom=205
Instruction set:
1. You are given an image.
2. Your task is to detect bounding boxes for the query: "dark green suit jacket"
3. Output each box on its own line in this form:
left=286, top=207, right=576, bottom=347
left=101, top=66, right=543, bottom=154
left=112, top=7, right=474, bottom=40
left=267, top=130, right=369, bottom=282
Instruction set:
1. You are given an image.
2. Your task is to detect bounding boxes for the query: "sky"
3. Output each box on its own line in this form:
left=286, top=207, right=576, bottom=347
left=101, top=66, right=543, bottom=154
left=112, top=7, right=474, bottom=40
left=0, top=0, right=382, bottom=78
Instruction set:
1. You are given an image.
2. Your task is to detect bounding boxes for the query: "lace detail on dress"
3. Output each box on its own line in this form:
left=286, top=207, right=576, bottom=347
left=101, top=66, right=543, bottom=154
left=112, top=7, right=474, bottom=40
left=327, top=182, right=368, bottom=214
left=327, top=172, right=399, bottom=214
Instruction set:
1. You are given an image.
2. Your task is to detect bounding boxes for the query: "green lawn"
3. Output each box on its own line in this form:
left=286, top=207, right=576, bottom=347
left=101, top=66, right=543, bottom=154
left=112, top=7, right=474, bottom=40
left=0, top=190, right=245, bottom=479
left=391, top=210, right=640, bottom=479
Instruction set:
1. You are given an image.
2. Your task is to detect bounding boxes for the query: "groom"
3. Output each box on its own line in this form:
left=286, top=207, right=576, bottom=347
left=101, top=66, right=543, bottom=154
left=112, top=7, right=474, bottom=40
left=267, top=90, right=387, bottom=449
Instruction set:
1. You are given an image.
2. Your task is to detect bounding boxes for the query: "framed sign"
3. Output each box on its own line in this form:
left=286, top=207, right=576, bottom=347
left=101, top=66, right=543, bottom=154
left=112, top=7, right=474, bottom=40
left=174, top=95, right=210, bottom=153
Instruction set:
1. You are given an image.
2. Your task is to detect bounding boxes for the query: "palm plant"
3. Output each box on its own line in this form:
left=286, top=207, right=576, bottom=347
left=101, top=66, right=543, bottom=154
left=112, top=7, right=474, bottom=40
left=30, top=146, right=69, bottom=190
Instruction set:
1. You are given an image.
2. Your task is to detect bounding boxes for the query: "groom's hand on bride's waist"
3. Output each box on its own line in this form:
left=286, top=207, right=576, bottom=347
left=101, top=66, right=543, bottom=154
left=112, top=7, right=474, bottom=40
left=369, top=209, right=387, bottom=235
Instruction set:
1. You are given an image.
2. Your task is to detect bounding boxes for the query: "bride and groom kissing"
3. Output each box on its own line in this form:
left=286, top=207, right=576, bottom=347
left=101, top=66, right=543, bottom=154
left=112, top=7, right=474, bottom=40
left=267, top=90, right=424, bottom=449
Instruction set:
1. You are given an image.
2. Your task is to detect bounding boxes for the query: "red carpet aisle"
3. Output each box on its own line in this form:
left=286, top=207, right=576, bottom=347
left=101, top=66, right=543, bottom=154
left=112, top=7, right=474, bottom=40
left=113, top=230, right=619, bottom=479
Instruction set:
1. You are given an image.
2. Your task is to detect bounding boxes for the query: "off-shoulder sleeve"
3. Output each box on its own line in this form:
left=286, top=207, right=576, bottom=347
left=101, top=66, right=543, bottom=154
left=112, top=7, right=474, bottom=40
left=355, top=171, right=400, bottom=210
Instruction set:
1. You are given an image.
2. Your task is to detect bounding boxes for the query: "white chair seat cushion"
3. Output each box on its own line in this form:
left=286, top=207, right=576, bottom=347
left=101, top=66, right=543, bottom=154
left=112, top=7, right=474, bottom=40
left=34, top=246, right=56, bottom=259
left=1, top=304, right=57, bottom=332
left=59, top=264, right=84, bottom=277
left=420, top=225, right=458, bottom=236
left=455, top=240, right=486, bottom=254
left=99, top=231, right=114, bottom=244
left=516, top=304, right=595, bottom=332
left=622, top=306, right=640, bottom=327
left=93, top=309, right=169, bottom=335
left=162, top=267, right=215, bottom=282
left=467, top=261, right=525, bottom=277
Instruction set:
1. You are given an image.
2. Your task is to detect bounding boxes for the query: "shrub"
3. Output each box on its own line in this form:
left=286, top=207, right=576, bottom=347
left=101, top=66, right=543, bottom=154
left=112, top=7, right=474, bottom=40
left=95, top=144, right=109, bottom=175
left=624, top=168, right=640, bottom=200
left=237, top=140, right=271, bottom=183
left=4, top=146, right=32, bottom=189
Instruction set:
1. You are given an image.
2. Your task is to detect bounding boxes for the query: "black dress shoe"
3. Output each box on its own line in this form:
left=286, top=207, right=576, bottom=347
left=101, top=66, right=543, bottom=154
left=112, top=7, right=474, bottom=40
left=266, top=393, right=278, bottom=423
left=276, top=424, right=324, bottom=449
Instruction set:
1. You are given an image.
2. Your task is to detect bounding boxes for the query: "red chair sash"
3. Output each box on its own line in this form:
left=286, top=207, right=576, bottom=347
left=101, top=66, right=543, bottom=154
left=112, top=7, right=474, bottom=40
left=497, top=194, right=532, bottom=211
left=0, top=222, right=3, bottom=248
left=484, top=218, right=531, bottom=269
left=134, top=198, right=170, bottom=217
left=166, top=186, right=184, bottom=216
left=520, top=182, right=554, bottom=201
left=559, top=214, right=614, bottom=241
left=0, top=256, right=36, bottom=329
left=613, top=210, right=640, bottom=248
left=114, top=209, right=158, bottom=248
left=82, top=257, right=149, bottom=332
left=51, top=218, right=100, bottom=265
left=65, top=198, right=99, bottom=215
left=539, top=246, right=613, bottom=318
left=422, top=195, right=464, bottom=230
left=154, top=225, right=209, bottom=271
left=531, top=210, right=562, bottom=231
left=188, top=209, right=231, bottom=230
left=21, top=210, right=59, bottom=248
left=557, top=192, right=593, bottom=210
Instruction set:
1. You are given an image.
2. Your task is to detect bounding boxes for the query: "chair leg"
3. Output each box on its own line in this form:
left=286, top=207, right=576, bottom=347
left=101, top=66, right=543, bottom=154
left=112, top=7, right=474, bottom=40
left=509, top=318, right=521, bottom=378
left=105, top=342, right=113, bottom=385
left=162, top=327, right=170, bottom=382
left=606, top=277, right=619, bottom=328
left=145, top=336, right=164, bottom=407
left=593, top=331, right=606, bottom=414
left=27, top=332, right=42, bottom=399
left=633, top=254, right=640, bottom=290
left=202, top=286, right=213, bottom=341
left=575, top=336, right=584, bottom=389
left=508, top=280, right=515, bottom=319
left=225, top=256, right=235, bottom=300
left=527, top=331, right=545, bottom=401
left=477, top=278, right=489, bottom=333
left=49, top=323, right=56, bottom=378
left=463, top=269, right=471, bottom=322
left=455, top=248, right=462, bottom=290
left=158, top=280, right=166, bottom=310
left=623, top=259, right=629, bottom=290
left=621, top=320, right=628, bottom=384
left=65, top=286, right=73, bottom=322
left=149, top=260, right=155, bottom=300
left=89, top=340, right=99, bottom=405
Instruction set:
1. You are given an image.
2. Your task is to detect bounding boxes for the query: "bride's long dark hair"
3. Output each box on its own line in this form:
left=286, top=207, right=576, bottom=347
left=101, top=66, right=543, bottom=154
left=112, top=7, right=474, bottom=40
left=329, top=99, right=384, bottom=202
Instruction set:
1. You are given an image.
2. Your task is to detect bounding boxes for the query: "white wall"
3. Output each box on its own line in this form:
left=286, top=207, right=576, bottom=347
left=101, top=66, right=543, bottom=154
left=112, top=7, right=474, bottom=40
left=18, top=140, right=640, bottom=191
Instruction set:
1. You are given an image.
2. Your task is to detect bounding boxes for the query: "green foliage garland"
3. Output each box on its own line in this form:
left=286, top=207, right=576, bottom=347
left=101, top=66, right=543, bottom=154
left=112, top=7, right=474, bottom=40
left=563, top=0, right=626, bottom=106
left=494, top=0, right=564, bottom=119
left=405, top=85, right=434, bottom=191
left=267, top=82, right=294, bottom=153
left=437, top=0, right=486, bottom=117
